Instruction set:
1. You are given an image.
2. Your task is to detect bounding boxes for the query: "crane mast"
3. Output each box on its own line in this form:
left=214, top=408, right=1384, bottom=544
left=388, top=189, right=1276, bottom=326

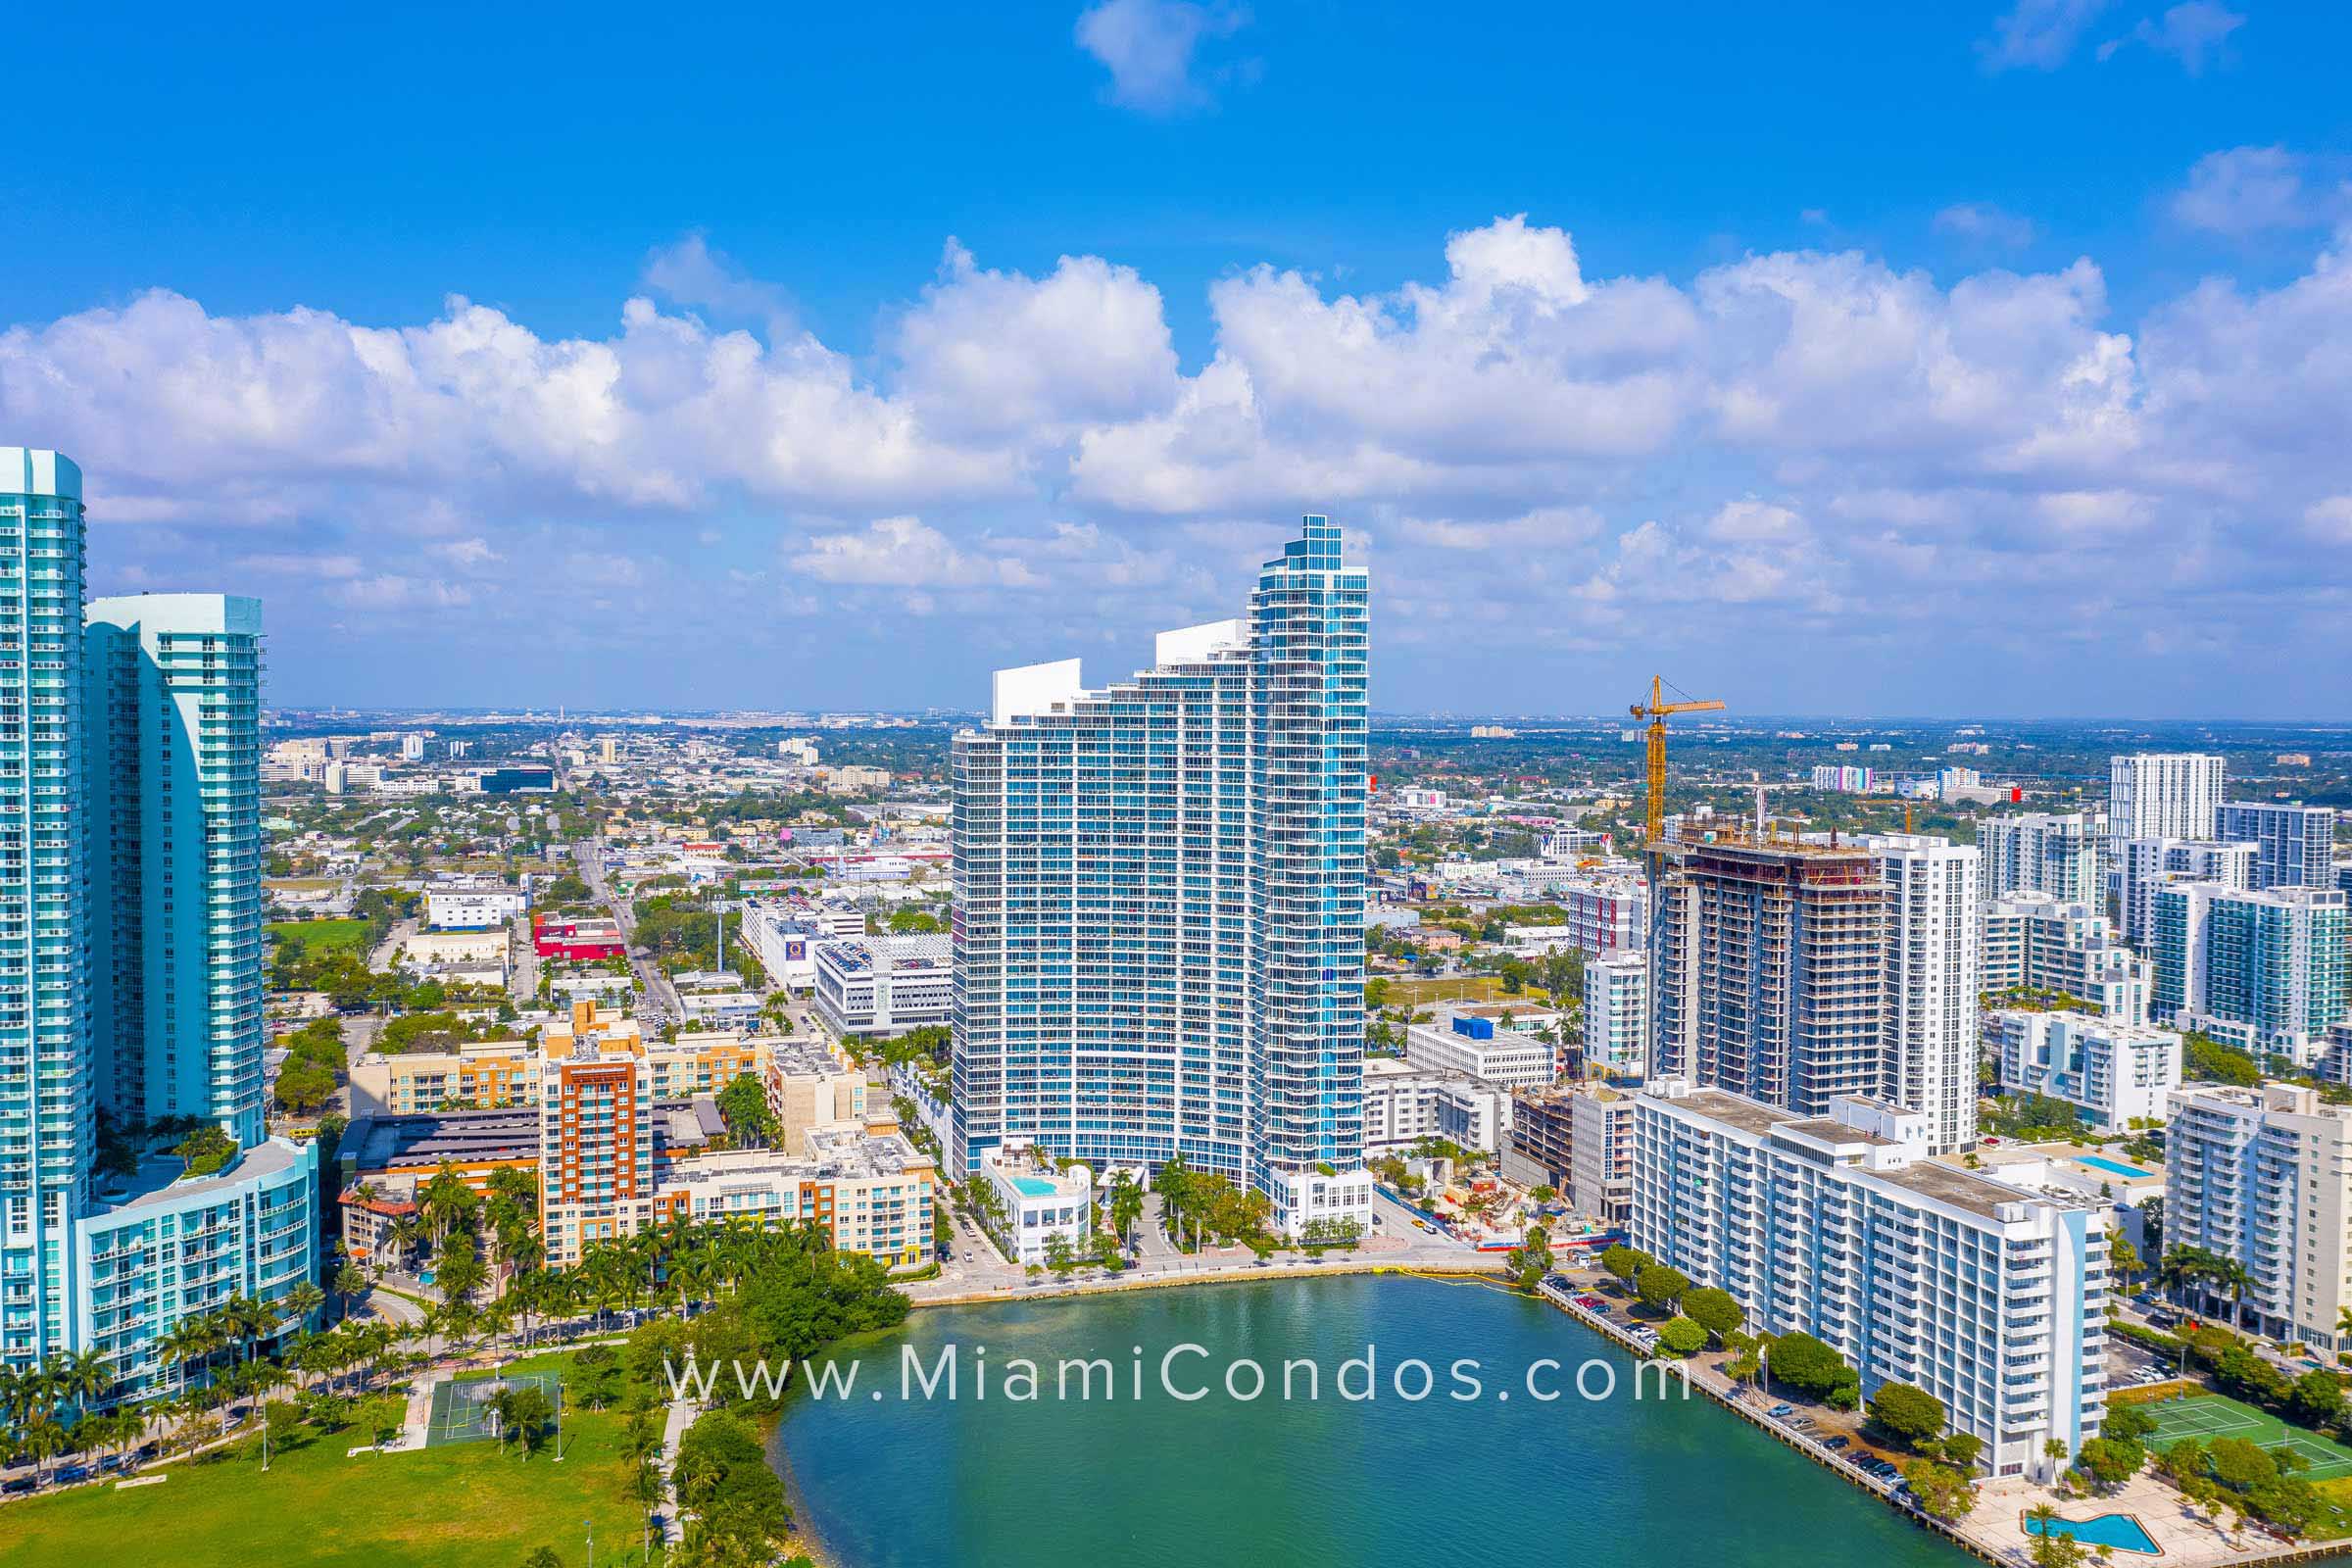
left=1630, top=675, right=1727, bottom=846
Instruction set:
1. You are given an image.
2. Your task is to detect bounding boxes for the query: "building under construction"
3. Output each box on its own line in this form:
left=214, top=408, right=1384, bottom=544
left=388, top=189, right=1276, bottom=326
left=1649, top=836, right=1886, bottom=1116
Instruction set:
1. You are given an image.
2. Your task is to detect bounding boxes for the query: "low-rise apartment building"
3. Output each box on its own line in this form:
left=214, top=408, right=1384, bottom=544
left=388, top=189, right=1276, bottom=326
left=976, top=1144, right=1095, bottom=1265
left=656, top=1122, right=938, bottom=1269
left=1990, top=1011, right=2182, bottom=1131
left=1361, top=1056, right=1512, bottom=1153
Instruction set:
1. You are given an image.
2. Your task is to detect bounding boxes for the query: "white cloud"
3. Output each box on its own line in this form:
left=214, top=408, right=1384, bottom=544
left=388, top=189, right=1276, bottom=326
left=1980, top=0, right=2112, bottom=71
left=14, top=210, right=2352, bottom=710
left=429, top=536, right=504, bottom=569
left=2304, top=496, right=2352, bottom=545
left=1934, top=203, right=2038, bottom=249
left=1399, top=507, right=1603, bottom=552
left=642, top=232, right=797, bottom=338
left=0, top=284, right=1021, bottom=530
left=2098, top=2, right=2244, bottom=73
left=891, top=240, right=1178, bottom=437
left=789, top=516, right=1038, bottom=590
left=1075, top=0, right=1250, bottom=114
left=2170, top=146, right=2340, bottom=234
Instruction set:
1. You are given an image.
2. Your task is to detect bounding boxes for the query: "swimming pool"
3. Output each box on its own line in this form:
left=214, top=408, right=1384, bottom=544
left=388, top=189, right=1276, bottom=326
left=1012, top=1176, right=1061, bottom=1197
left=2077, top=1153, right=2155, bottom=1179
left=2025, top=1511, right=2158, bottom=1555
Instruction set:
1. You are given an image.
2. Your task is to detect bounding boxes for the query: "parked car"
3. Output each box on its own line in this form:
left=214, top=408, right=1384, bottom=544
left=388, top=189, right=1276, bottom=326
left=1823, top=1437, right=1850, bottom=1451
left=1768, top=1403, right=1794, bottom=1418
left=2, top=1475, right=38, bottom=1495
left=52, top=1464, right=89, bottom=1486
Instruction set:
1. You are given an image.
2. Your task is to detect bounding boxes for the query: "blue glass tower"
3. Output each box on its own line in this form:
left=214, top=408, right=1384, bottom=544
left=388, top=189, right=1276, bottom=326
left=86, top=596, right=268, bottom=1147
left=0, top=449, right=94, bottom=1367
left=0, top=449, right=313, bottom=1400
left=952, top=516, right=1370, bottom=1233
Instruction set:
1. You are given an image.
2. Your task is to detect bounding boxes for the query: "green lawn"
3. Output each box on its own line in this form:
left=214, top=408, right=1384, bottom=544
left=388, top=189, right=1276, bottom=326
left=0, top=1355, right=653, bottom=1568
left=1379, top=974, right=1515, bottom=1006
left=266, top=918, right=370, bottom=956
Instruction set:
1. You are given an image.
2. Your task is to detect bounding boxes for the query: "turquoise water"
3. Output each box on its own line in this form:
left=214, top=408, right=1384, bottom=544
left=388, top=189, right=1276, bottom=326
left=773, top=1277, right=1972, bottom=1567
left=1011, top=1176, right=1059, bottom=1197
left=2027, top=1511, right=2158, bottom=1554
left=2077, top=1154, right=2154, bottom=1179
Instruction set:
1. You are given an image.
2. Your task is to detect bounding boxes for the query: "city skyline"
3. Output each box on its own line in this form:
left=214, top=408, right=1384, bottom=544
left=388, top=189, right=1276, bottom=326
left=4, top=5, right=2350, bottom=717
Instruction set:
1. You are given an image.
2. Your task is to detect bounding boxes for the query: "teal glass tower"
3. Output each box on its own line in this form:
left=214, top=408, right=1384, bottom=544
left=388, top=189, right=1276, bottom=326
left=951, top=516, right=1371, bottom=1234
left=0, top=449, right=94, bottom=1366
left=86, top=595, right=268, bottom=1147
left=0, top=449, right=313, bottom=1400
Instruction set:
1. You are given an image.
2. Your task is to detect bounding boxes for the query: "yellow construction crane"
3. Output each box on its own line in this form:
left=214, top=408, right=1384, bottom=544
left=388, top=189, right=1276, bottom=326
left=1631, top=675, right=1726, bottom=845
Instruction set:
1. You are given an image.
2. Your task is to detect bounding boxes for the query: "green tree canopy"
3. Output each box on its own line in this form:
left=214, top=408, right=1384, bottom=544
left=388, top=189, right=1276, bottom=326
left=1866, top=1381, right=1947, bottom=1450
left=1682, top=1286, right=1744, bottom=1342
left=1635, top=1264, right=1690, bottom=1313
left=1765, top=1331, right=1853, bottom=1398
left=1655, top=1316, right=1707, bottom=1357
left=1599, top=1244, right=1653, bottom=1285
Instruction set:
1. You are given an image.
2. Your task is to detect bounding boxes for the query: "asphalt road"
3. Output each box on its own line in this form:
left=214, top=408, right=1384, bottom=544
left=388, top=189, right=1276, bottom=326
left=580, top=835, right=681, bottom=1025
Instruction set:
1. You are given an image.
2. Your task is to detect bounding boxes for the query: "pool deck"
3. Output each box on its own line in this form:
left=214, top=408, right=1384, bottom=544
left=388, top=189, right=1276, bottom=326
left=1966, top=1475, right=2314, bottom=1567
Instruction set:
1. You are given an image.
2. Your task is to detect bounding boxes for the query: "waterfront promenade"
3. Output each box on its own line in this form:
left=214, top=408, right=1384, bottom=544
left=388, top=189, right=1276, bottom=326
left=1527, top=1269, right=2328, bottom=1568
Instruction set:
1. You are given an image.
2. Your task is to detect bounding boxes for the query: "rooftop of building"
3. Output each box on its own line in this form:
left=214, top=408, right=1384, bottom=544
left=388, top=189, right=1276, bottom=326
left=1871, top=1156, right=2040, bottom=1221
left=91, top=1135, right=310, bottom=1215
left=341, top=1106, right=543, bottom=1170
left=1780, top=1114, right=1899, bottom=1149
left=1945, top=1141, right=2166, bottom=1192
left=1650, top=1086, right=1800, bottom=1138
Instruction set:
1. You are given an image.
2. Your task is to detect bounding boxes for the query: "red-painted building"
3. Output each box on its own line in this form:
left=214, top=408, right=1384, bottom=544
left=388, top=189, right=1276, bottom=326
left=534, top=911, right=626, bottom=960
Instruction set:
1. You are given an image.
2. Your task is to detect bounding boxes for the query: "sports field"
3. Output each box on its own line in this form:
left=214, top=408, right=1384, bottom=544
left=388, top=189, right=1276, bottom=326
left=425, top=1370, right=562, bottom=1447
left=2139, top=1392, right=2352, bottom=1480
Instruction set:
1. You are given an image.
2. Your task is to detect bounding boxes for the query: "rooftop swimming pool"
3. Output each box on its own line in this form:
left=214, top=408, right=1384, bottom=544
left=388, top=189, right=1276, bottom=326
left=1012, top=1176, right=1061, bottom=1197
left=2026, top=1511, right=2158, bottom=1555
left=2077, top=1154, right=2155, bottom=1179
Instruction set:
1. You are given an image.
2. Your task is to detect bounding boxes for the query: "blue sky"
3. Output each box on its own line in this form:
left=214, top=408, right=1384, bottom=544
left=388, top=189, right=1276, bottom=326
left=6, top=1, right=2349, bottom=716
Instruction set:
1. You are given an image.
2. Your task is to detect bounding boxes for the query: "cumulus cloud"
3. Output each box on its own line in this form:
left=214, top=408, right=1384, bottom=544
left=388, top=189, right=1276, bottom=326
left=0, top=287, right=1023, bottom=531
left=1075, top=0, right=1251, bottom=114
left=891, top=240, right=1178, bottom=437
left=2170, top=146, right=2344, bottom=234
left=790, top=516, right=1039, bottom=590
left=1934, top=203, right=2038, bottom=249
left=642, top=232, right=798, bottom=338
left=2098, top=2, right=2244, bottom=72
left=9, top=207, right=2352, bottom=710
left=1980, top=0, right=2112, bottom=71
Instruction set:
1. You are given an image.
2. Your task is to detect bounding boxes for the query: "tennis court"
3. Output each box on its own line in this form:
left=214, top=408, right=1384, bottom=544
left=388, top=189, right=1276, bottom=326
left=2137, top=1392, right=2352, bottom=1480
left=424, top=1370, right=563, bottom=1447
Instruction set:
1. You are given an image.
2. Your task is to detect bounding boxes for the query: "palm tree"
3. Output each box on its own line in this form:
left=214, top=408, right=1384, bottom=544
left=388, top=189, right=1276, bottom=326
left=1107, top=1172, right=1145, bottom=1250
left=2211, top=1256, right=2253, bottom=1332
left=21, top=1414, right=69, bottom=1480
left=281, top=1282, right=327, bottom=1334
left=0, top=1362, right=51, bottom=1430
left=332, top=1259, right=371, bottom=1319
left=160, top=1312, right=223, bottom=1400
left=419, top=1163, right=477, bottom=1250
left=43, top=1348, right=113, bottom=1416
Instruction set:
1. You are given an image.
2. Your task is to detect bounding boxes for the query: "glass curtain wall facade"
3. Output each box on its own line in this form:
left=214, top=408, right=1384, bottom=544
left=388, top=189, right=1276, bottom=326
left=0, top=449, right=92, bottom=1367
left=85, top=596, right=267, bottom=1146
left=952, top=516, right=1369, bottom=1231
